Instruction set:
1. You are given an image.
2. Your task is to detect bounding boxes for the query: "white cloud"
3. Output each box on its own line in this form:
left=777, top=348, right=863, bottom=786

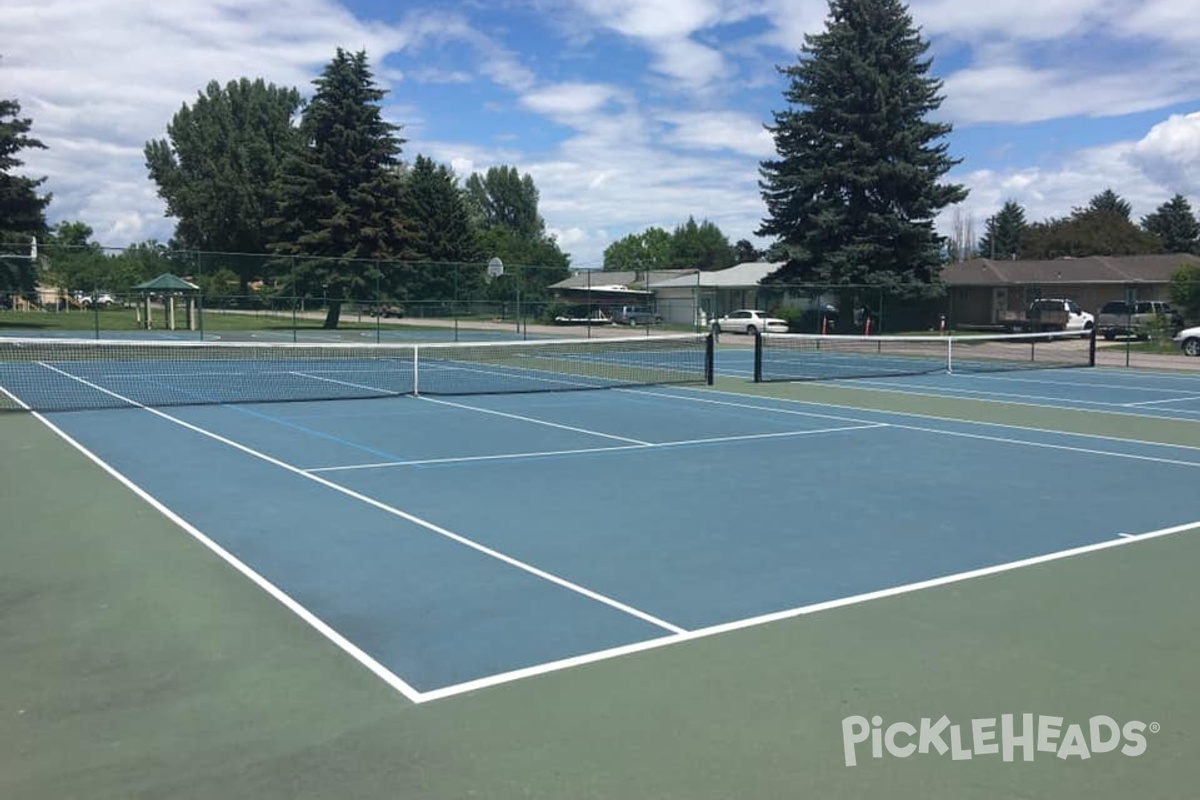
left=940, top=63, right=1197, bottom=125
left=8, top=0, right=1200, bottom=273
left=1127, top=112, right=1200, bottom=195
left=946, top=134, right=1199, bottom=238
left=4, top=0, right=429, bottom=244
left=909, top=0, right=1109, bottom=41
left=520, top=83, right=623, bottom=117
left=660, top=111, right=775, bottom=157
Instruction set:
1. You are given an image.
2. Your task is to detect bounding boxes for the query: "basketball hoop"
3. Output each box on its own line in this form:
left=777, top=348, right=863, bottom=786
left=486, top=257, right=504, bottom=282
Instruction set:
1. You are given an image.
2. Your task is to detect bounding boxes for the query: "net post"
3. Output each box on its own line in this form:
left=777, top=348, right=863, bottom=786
left=705, top=332, right=715, bottom=385
left=1088, top=326, right=1097, bottom=367
left=753, top=330, right=763, bottom=382
left=946, top=336, right=953, bottom=374
left=412, top=346, right=420, bottom=396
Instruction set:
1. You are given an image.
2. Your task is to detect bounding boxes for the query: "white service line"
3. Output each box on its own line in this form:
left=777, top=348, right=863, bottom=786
left=305, top=423, right=888, bottom=472
left=24, top=406, right=425, bottom=704
left=419, top=519, right=1200, bottom=703
left=420, top=396, right=653, bottom=445
left=1123, top=395, right=1200, bottom=408
left=289, top=370, right=401, bottom=395
left=635, top=385, right=1200, bottom=455
left=36, top=364, right=687, bottom=638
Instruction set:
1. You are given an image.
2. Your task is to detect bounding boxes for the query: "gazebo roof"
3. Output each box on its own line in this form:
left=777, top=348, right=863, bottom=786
left=134, top=273, right=200, bottom=292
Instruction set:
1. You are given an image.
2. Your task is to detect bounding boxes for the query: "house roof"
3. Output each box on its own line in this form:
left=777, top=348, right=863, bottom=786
left=133, top=273, right=200, bottom=292
left=649, top=261, right=786, bottom=289
left=550, top=269, right=699, bottom=291
left=942, top=254, right=1200, bottom=286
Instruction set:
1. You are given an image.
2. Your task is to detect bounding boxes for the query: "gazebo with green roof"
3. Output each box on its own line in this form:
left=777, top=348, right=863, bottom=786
left=133, top=273, right=200, bottom=331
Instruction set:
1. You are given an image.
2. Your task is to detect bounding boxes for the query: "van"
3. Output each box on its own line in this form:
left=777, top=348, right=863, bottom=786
left=1096, top=300, right=1183, bottom=340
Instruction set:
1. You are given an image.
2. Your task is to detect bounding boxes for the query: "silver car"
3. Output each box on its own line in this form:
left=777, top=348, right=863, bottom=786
left=1172, top=325, right=1200, bottom=357
left=715, top=309, right=789, bottom=335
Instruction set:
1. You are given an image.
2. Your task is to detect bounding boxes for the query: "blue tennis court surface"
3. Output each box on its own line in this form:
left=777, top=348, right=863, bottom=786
left=34, top=365, right=1200, bottom=700
left=716, top=345, right=1200, bottom=420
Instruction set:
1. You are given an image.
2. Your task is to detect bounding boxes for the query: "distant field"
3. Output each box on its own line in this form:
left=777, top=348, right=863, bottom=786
left=0, top=308, right=446, bottom=333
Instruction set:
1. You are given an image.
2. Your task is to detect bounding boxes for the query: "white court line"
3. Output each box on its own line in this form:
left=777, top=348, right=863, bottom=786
left=688, top=387, right=1200, bottom=465
left=658, top=384, right=1200, bottom=452
left=420, top=396, right=653, bottom=445
left=946, top=369, right=1200, bottom=392
left=803, top=377, right=1200, bottom=420
left=419, top=519, right=1200, bottom=702
left=20, top=407, right=425, bottom=704
left=305, top=423, right=888, bottom=473
left=1123, top=395, right=1200, bottom=408
left=831, top=378, right=1139, bottom=409
left=0, top=382, right=28, bottom=409
left=289, top=370, right=402, bottom=395
left=36, top=364, right=686, bottom=636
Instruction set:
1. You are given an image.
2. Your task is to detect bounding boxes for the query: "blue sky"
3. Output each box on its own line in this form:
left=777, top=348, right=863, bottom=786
left=5, top=0, right=1200, bottom=269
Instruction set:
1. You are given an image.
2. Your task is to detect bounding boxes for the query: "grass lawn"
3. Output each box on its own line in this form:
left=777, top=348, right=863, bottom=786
left=0, top=308, right=453, bottom=334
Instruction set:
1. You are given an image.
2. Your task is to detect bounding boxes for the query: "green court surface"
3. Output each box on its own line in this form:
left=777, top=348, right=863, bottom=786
left=3, top=381, right=1199, bottom=799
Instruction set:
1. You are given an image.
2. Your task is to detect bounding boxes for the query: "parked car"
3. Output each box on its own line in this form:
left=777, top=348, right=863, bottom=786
left=1173, top=325, right=1200, bottom=357
left=999, top=298, right=1094, bottom=335
left=715, top=309, right=789, bottom=335
left=1096, top=300, right=1185, bottom=340
left=76, top=292, right=116, bottom=307
left=610, top=305, right=662, bottom=325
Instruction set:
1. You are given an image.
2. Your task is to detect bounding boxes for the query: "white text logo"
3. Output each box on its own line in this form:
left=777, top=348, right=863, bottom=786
left=841, top=715, right=1158, bottom=766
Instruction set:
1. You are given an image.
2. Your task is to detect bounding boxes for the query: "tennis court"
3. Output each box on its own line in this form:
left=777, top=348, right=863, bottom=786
left=3, top=330, right=1199, bottom=798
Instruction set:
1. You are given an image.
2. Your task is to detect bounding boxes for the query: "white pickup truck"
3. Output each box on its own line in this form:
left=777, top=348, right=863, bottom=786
left=998, top=299, right=1094, bottom=335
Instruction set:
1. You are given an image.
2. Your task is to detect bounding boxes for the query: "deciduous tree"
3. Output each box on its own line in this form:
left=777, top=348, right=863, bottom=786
left=145, top=78, right=301, bottom=288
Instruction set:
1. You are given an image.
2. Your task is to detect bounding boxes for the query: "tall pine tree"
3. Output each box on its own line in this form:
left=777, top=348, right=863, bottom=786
left=758, top=0, right=966, bottom=302
left=0, top=98, right=51, bottom=292
left=1141, top=194, right=1199, bottom=254
left=978, top=200, right=1028, bottom=260
left=398, top=155, right=481, bottom=304
left=270, top=49, right=414, bottom=328
left=1084, top=188, right=1132, bottom=221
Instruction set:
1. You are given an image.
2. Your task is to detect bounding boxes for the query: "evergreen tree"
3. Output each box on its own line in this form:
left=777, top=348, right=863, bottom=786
left=758, top=0, right=966, bottom=301
left=978, top=200, right=1028, bottom=260
left=398, top=155, right=481, bottom=303
left=1084, top=188, right=1133, bottom=221
left=269, top=49, right=414, bottom=328
left=145, top=78, right=301, bottom=289
left=1141, top=194, right=1199, bottom=254
left=0, top=98, right=51, bottom=292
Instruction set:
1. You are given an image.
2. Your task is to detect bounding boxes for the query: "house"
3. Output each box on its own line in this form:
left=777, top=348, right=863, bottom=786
left=941, top=254, right=1200, bottom=328
left=548, top=269, right=699, bottom=318
left=648, top=261, right=838, bottom=327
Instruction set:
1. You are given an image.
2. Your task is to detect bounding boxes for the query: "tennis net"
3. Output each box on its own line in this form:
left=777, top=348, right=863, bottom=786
left=754, top=330, right=1096, bottom=383
left=0, top=333, right=714, bottom=412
